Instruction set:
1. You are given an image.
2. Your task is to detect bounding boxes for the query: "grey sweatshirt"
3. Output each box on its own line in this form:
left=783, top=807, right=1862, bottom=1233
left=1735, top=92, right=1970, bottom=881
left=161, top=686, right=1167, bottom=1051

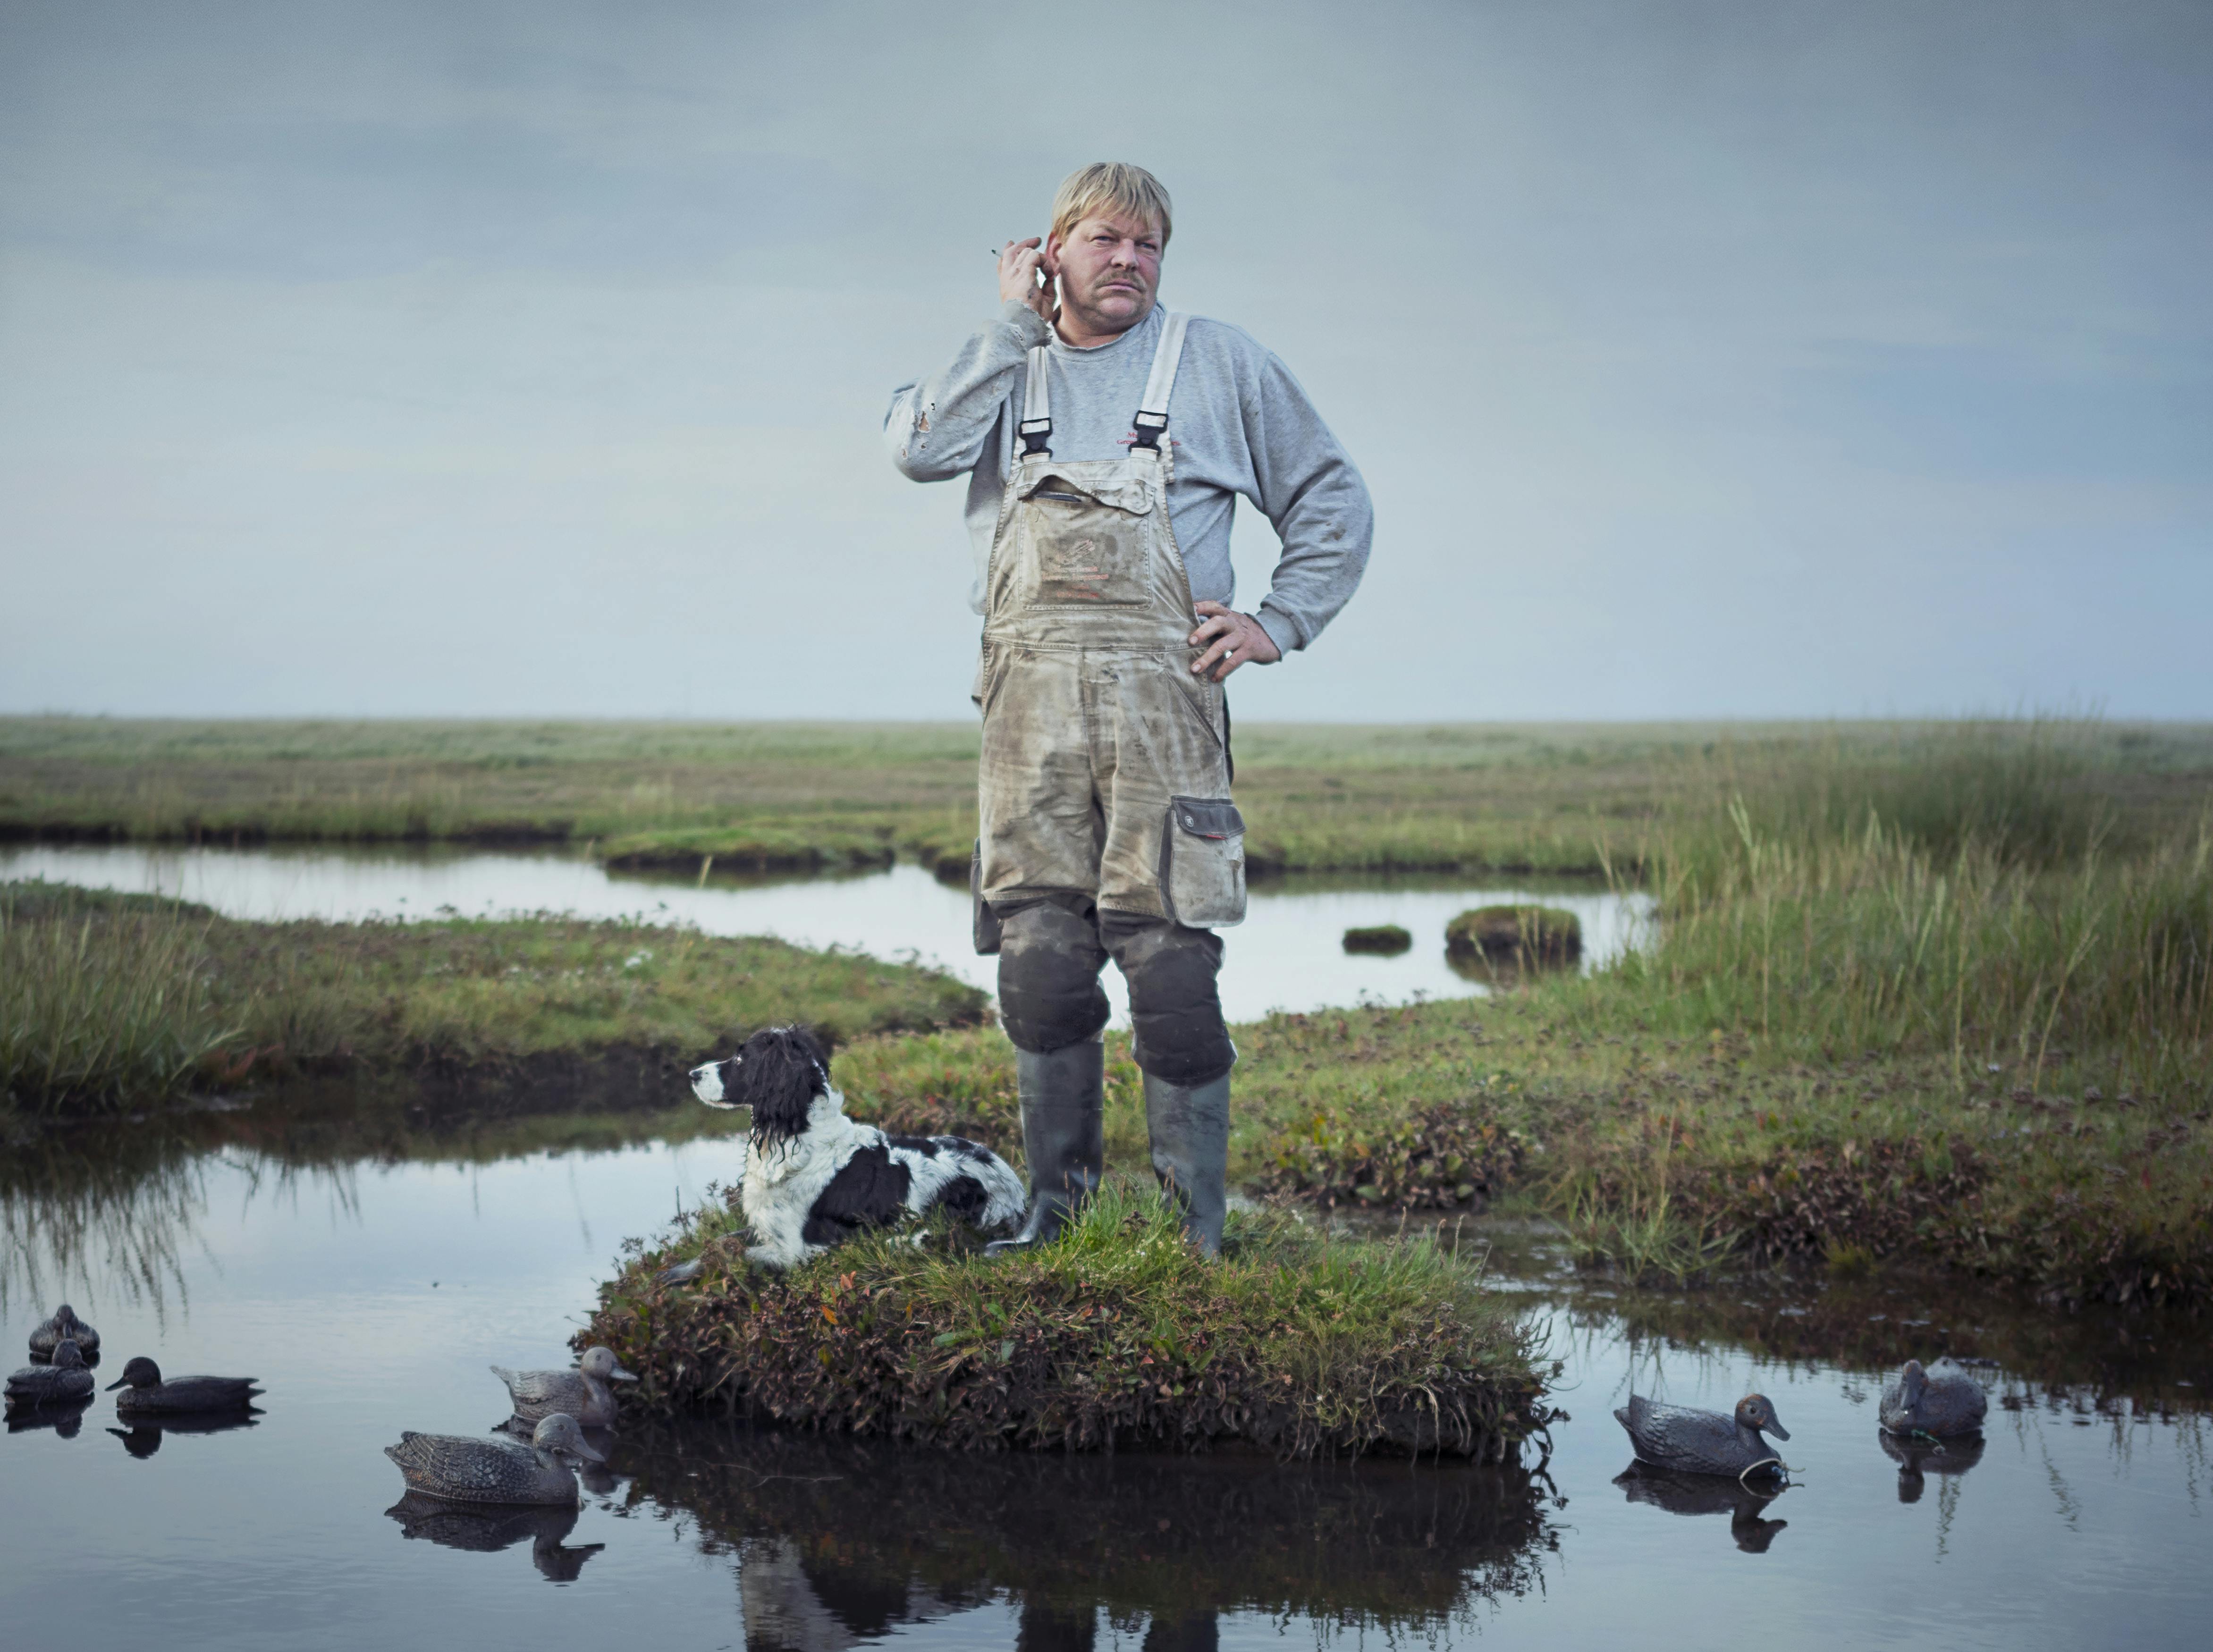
left=884, top=301, right=1371, bottom=657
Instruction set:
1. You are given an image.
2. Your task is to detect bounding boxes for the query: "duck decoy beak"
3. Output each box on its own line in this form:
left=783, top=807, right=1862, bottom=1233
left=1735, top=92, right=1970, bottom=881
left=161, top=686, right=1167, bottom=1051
left=610, top=1365, right=639, bottom=1382
left=1765, top=1418, right=1791, bottom=1441
left=103, top=1377, right=129, bottom=1391
left=568, top=1438, right=607, bottom=1464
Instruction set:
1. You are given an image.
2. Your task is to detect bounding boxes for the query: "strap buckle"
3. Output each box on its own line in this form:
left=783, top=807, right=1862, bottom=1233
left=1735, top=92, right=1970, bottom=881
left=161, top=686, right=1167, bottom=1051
left=1130, top=410, right=1169, bottom=453
left=1018, top=417, right=1052, bottom=458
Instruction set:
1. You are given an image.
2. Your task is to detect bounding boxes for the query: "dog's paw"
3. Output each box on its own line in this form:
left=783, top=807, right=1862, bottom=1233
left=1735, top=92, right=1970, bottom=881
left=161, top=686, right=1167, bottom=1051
left=655, top=1256, right=707, bottom=1288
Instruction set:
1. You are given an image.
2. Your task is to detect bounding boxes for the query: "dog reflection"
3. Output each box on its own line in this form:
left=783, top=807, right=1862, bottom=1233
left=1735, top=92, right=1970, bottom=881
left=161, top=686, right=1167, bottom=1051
left=1614, top=1463, right=1791, bottom=1553
left=1878, top=1428, right=1985, bottom=1503
left=107, top=1412, right=262, bottom=1458
left=385, top=1492, right=606, bottom=1582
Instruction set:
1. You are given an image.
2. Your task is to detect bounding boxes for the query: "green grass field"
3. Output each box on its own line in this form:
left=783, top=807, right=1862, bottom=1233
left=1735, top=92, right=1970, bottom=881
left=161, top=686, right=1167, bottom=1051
left=10, top=714, right=2208, bottom=874
left=0, top=880, right=985, bottom=1114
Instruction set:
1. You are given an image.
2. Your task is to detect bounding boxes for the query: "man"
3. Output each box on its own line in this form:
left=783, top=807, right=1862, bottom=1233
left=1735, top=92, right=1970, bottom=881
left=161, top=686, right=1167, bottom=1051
left=885, top=162, right=1371, bottom=1256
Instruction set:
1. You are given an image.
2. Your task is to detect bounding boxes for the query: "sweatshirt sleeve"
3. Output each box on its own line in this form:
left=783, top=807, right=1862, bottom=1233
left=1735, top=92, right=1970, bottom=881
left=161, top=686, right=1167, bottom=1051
left=885, top=301, right=1054, bottom=481
left=1239, top=351, right=1374, bottom=657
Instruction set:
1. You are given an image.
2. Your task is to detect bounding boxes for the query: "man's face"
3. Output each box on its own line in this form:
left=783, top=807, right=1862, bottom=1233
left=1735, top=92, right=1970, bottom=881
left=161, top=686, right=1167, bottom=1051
left=1046, top=211, right=1162, bottom=337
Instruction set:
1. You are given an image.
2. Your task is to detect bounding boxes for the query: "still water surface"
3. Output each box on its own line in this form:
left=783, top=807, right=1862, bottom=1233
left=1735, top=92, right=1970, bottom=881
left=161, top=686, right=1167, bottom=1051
left=3, top=1127, right=2205, bottom=1651
left=3, top=848, right=2206, bottom=1647
left=0, top=843, right=1651, bottom=1025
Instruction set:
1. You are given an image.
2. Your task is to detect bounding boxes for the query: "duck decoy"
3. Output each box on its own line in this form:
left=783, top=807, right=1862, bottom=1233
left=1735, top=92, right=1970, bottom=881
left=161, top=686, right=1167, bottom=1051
left=106, top=1357, right=263, bottom=1415
left=1879, top=1357, right=1988, bottom=1439
left=386, top=1493, right=608, bottom=1582
left=1614, top=1391, right=1791, bottom=1478
left=490, top=1346, right=637, bottom=1428
left=7, top=1338, right=95, bottom=1408
left=384, top=1412, right=605, bottom=1505
left=29, top=1304, right=99, bottom=1360
left=1614, top=1463, right=1792, bottom=1553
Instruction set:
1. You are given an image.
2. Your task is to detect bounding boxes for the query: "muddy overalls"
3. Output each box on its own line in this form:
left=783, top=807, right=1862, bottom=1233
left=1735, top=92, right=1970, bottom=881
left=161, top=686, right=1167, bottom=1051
left=972, top=311, right=1242, bottom=1257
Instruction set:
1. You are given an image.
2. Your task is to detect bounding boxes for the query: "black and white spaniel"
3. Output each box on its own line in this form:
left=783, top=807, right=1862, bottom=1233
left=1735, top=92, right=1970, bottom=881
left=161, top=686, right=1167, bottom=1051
left=682, top=1025, right=1025, bottom=1270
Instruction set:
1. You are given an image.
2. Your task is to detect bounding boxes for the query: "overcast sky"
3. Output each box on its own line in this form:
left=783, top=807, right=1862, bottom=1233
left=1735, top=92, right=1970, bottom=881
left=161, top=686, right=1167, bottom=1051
left=1, top=0, right=2206, bottom=722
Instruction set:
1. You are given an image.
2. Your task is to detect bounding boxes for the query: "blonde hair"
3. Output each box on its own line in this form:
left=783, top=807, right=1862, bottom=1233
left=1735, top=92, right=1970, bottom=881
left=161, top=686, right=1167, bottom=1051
left=1049, top=162, right=1173, bottom=250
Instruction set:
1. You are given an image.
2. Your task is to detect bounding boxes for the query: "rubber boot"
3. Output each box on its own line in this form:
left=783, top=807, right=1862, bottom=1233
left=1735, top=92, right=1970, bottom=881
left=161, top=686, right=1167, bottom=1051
left=1144, top=1069, right=1230, bottom=1258
left=983, top=1039, right=1105, bottom=1256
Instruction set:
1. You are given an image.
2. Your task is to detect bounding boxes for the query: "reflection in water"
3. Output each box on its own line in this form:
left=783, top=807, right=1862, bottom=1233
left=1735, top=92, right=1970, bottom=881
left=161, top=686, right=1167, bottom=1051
left=0, top=1088, right=735, bottom=1319
left=0, top=1121, right=213, bottom=1323
left=612, top=1416, right=1553, bottom=1648
left=106, top=1412, right=262, bottom=1458
left=1613, top=1463, right=1793, bottom=1554
left=1880, top=1427, right=1985, bottom=1503
left=6, top=1395, right=90, bottom=1436
left=386, top=1493, right=607, bottom=1583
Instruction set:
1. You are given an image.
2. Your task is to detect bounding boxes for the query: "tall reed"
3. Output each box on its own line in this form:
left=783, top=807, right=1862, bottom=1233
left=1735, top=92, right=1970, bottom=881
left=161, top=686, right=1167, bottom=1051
left=1597, top=723, right=2212, bottom=1094
left=0, top=884, right=237, bottom=1113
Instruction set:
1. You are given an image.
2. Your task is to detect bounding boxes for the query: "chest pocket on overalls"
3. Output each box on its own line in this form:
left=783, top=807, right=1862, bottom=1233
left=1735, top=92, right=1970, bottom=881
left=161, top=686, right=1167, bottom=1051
left=1160, top=796, right=1248, bottom=928
left=1021, top=472, right=1155, bottom=608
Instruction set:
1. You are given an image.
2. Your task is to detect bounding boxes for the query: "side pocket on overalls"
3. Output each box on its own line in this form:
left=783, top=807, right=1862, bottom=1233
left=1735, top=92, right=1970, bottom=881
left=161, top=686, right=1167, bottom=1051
left=1159, top=797, right=1248, bottom=929
left=971, top=839, right=1004, bottom=955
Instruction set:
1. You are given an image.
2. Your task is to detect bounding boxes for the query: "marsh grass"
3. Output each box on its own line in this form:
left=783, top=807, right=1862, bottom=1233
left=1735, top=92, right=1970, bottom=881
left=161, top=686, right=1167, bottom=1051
left=1558, top=1170, right=1740, bottom=1285
left=0, top=884, right=236, bottom=1110
left=593, top=1178, right=1550, bottom=1457
left=0, top=880, right=986, bottom=1116
left=19, top=716, right=2202, bottom=877
left=1601, top=791, right=2213, bottom=1099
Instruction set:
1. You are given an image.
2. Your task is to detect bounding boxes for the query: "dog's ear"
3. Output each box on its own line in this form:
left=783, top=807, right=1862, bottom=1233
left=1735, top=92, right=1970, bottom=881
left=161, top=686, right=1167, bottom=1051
left=785, top=1024, right=832, bottom=1080
left=731, top=1026, right=829, bottom=1145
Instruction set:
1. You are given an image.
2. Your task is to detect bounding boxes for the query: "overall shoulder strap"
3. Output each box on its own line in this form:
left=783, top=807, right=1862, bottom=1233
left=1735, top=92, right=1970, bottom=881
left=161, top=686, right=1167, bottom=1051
left=1131, top=311, right=1190, bottom=453
left=1018, top=345, right=1052, bottom=457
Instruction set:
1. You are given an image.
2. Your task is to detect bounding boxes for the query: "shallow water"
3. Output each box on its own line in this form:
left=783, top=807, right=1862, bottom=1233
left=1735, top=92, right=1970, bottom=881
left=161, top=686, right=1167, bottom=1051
left=0, top=842, right=1652, bottom=1025
left=4, top=846, right=2207, bottom=1646
left=2, top=1108, right=2206, bottom=1652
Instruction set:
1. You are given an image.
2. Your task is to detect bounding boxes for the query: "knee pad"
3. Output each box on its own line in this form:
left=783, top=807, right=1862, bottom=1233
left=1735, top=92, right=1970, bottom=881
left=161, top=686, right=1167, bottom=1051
left=1109, top=919, right=1235, bottom=1086
left=996, top=899, right=1111, bottom=1054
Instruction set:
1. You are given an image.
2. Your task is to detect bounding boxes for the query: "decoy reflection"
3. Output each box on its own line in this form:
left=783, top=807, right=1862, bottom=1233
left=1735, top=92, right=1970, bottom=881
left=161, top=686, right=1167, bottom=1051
left=6, top=1396, right=90, bottom=1437
left=1614, top=1463, right=1792, bottom=1554
left=385, top=1493, right=606, bottom=1583
left=1878, top=1427, right=1986, bottom=1503
left=105, top=1412, right=262, bottom=1458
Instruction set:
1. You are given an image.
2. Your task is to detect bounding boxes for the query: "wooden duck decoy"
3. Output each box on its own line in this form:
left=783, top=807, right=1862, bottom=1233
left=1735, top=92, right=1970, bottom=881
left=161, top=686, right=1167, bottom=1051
left=1614, top=1391, right=1791, bottom=1478
left=7, top=1338, right=95, bottom=1408
left=106, top=1357, right=263, bottom=1415
left=1879, top=1357, right=1988, bottom=1439
left=490, top=1346, right=637, bottom=1428
left=29, top=1304, right=99, bottom=1360
left=384, top=1413, right=604, bottom=1505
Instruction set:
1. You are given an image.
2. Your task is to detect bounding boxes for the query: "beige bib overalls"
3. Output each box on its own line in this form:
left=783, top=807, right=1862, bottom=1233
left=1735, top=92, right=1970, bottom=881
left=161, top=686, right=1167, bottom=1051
left=976, top=312, right=1247, bottom=936
left=971, top=311, right=1240, bottom=1257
